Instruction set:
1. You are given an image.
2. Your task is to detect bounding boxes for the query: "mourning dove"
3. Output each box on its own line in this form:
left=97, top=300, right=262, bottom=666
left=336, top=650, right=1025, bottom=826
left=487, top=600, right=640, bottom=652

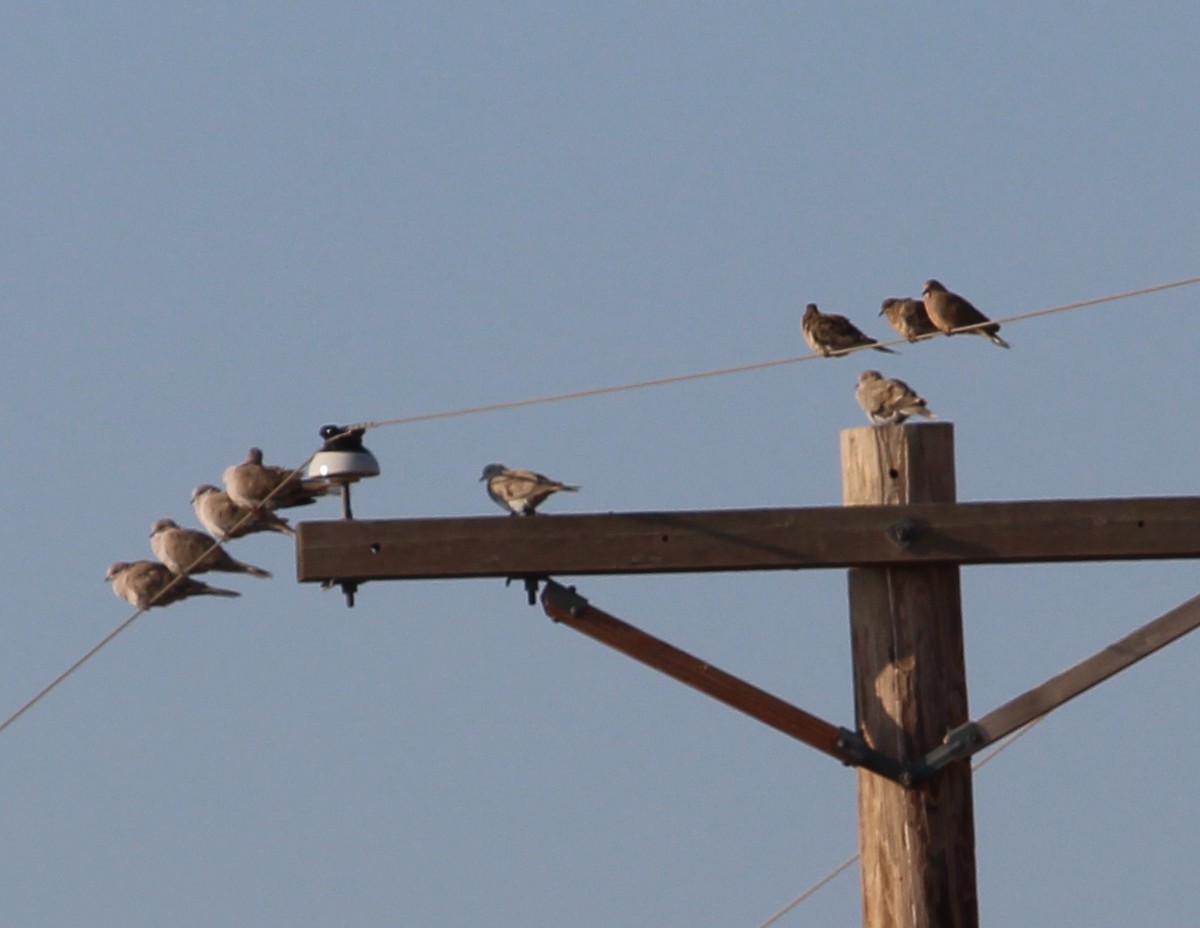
left=481, top=464, right=579, bottom=515
left=106, top=560, right=240, bottom=610
left=192, top=484, right=294, bottom=541
left=879, top=297, right=939, bottom=342
left=223, top=447, right=332, bottom=510
left=855, top=370, right=938, bottom=425
left=149, top=518, right=272, bottom=578
left=802, top=303, right=897, bottom=357
left=921, top=280, right=1010, bottom=348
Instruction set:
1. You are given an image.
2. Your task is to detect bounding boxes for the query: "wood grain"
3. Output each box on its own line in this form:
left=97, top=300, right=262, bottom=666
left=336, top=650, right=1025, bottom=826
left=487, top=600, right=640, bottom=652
left=843, top=423, right=978, bottom=928
left=295, top=495, right=1200, bottom=582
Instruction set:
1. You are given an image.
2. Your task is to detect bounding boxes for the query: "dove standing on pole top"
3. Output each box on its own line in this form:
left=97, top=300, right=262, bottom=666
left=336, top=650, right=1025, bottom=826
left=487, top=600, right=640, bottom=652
left=106, top=560, right=241, bottom=610
left=481, top=464, right=579, bottom=516
left=149, top=518, right=273, bottom=578
left=879, top=297, right=939, bottom=342
left=855, top=370, right=938, bottom=425
left=223, top=447, right=332, bottom=510
left=802, top=303, right=898, bottom=357
left=192, top=484, right=294, bottom=541
left=921, top=280, right=1010, bottom=348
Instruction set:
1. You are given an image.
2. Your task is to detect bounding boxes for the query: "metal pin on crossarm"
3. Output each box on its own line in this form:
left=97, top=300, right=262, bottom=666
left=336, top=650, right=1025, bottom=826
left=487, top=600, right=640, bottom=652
left=305, top=424, right=382, bottom=608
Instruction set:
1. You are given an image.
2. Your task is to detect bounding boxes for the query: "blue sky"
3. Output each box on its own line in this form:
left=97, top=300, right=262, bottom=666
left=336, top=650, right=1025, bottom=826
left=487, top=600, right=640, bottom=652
left=2, top=4, right=1198, bottom=926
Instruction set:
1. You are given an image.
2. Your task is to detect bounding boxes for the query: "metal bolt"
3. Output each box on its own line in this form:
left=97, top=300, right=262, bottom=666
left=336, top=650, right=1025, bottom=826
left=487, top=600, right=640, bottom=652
left=887, top=517, right=922, bottom=549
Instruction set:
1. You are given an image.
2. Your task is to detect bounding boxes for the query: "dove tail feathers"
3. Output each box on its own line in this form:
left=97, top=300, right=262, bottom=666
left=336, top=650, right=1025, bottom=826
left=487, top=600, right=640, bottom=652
left=240, top=563, right=273, bottom=579
left=872, top=345, right=899, bottom=355
left=987, top=332, right=1011, bottom=349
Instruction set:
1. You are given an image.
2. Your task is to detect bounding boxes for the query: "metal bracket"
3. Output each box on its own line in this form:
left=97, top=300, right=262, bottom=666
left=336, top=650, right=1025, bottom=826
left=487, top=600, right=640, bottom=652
left=835, top=728, right=920, bottom=786
left=541, top=582, right=589, bottom=618
left=909, top=721, right=986, bottom=783
left=506, top=575, right=549, bottom=607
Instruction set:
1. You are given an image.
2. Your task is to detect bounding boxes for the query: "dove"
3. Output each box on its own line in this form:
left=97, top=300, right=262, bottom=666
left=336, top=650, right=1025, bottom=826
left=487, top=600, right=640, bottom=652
left=802, top=303, right=897, bottom=357
left=192, top=484, right=294, bottom=541
left=855, top=370, right=938, bottom=425
left=149, top=518, right=272, bottom=578
left=921, top=280, right=1010, bottom=348
left=879, top=297, right=939, bottom=342
left=106, top=560, right=240, bottom=610
left=481, top=464, right=579, bottom=515
left=223, top=447, right=332, bottom=510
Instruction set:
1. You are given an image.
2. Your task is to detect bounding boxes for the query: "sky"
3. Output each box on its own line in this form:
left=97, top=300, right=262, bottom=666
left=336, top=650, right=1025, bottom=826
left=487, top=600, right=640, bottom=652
left=2, top=3, right=1198, bottom=926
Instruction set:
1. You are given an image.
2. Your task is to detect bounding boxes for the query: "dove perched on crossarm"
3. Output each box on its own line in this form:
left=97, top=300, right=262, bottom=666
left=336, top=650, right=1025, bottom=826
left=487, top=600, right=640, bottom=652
left=921, top=280, right=1010, bottom=348
left=192, top=484, right=294, bottom=541
left=855, top=370, right=938, bottom=425
left=223, top=447, right=332, bottom=510
left=149, top=518, right=272, bottom=578
left=481, top=464, right=579, bottom=515
left=106, top=560, right=240, bottom=610
left=879, top=297, right=939, bottom=342
left=802, top=303, right=897, bottom=357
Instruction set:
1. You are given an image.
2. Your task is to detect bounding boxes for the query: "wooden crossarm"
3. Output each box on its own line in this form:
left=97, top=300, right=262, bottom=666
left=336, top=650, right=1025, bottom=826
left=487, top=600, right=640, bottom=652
left=296, top=496, right=1200, bottom=583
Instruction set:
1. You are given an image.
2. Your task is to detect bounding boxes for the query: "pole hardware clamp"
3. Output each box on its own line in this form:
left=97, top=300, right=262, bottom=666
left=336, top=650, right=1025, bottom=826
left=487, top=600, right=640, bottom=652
left=886, top=517, right=924, bottom=550
left=908, top=722, right=986, bottom=783
left=835, top=728, right=919, bottom=786
left=541, top=582, right=590, bottom=617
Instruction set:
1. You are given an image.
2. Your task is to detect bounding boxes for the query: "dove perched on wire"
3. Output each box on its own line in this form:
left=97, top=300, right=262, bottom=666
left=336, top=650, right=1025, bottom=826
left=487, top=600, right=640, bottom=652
left=921, top=280, right=1010, bottom=348
left=106, top=560, right=240, bottom=610
left=192, top=484, right=294, bottom=541
left=879, top=297, right=939, bottom=342
left=481, top=464, right=579, bottom=516
left=855, top=370, right=938, bottom=425
left=149, top=518, right=272, bottom=578
left=223, top=447, right=332, bottom=510
left=802, top=303, right=897, bottom=357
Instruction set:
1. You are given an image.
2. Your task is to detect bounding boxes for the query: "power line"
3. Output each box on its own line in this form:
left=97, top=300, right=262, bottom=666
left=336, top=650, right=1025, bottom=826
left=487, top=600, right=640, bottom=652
left=354, top=275, right=1200, bottom=432
left=0, top=609, right=147, bottom=737
left=0, top=458, right=321, bottom=737
left=753, top=853, right=860, bottom=928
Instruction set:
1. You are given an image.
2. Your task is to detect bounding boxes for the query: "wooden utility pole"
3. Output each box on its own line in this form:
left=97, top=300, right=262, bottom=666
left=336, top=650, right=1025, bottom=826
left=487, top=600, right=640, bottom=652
left=294, top=424, right=1200, bottom=927
left=842, top=423, right=977, bottom=928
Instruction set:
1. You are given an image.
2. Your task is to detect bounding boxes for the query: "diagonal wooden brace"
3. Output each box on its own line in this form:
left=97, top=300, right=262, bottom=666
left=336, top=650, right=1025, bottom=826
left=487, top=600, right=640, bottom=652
left=540, top=580, right=913, bottom=784
left=916, top=590, right=1200, bottom=780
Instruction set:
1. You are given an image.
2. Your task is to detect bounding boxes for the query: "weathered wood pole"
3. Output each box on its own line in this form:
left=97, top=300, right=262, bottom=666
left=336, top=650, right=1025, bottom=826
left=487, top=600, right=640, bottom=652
left=841, top=422, right=978, bottom=928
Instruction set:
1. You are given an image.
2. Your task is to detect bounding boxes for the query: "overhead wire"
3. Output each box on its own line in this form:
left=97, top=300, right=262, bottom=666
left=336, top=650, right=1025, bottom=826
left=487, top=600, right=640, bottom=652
left=352, top=274, right=1200, bottom=432
left=0, top=274, right=1196, bottom=736
left=0, top=456, right=322, bottom=737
